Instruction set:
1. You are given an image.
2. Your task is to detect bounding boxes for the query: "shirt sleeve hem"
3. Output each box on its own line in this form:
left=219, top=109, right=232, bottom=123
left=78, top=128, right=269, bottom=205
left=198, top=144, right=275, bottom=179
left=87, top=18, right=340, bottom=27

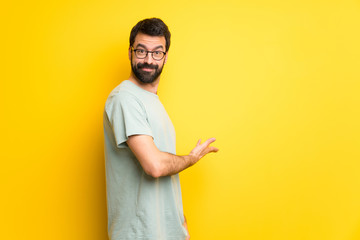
left=116, top=131, right=154, bottom=148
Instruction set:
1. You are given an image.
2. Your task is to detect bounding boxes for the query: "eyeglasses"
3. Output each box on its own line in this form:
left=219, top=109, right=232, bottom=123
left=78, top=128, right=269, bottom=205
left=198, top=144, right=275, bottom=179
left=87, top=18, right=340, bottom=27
left=131, top=47, right=166, bottom=60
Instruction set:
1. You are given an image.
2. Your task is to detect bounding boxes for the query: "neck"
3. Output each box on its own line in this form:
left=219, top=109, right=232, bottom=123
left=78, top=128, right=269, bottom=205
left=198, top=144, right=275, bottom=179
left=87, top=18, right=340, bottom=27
left=128, top=73, right=160, bottom=94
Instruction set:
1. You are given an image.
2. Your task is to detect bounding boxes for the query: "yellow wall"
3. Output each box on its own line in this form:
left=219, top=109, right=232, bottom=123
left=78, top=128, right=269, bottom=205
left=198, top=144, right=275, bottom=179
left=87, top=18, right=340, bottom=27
left=1, top=0, right=360, bottom=239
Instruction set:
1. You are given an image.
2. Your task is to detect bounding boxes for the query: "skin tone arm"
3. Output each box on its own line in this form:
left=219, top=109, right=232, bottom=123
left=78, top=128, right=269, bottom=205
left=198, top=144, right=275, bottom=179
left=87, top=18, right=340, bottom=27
left=127, top=135, right=218, bottom=178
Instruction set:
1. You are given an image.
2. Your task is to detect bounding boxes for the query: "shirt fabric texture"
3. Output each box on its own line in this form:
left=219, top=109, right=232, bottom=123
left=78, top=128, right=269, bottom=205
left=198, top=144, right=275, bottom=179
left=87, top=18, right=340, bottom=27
left=103, top=80, right=187, bottom=240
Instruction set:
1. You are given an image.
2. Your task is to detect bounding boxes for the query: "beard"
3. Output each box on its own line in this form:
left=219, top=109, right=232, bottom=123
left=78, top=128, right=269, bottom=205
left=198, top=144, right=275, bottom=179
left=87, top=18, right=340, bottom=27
left=131, top=57, right=164, bottom=84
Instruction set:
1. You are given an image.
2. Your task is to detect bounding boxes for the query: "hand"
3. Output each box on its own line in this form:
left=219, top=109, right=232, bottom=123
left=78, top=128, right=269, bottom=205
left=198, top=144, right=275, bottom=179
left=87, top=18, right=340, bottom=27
left=189, top=138, right=218, bottom=165
left=183, top=216, right=190, bottom=240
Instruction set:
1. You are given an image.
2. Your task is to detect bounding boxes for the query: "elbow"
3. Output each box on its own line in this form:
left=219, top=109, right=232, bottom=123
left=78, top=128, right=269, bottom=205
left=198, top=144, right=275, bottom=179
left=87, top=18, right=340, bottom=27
left=143, top=160, right=163, bottom=178
left=147, top=170, right=162, bottom=178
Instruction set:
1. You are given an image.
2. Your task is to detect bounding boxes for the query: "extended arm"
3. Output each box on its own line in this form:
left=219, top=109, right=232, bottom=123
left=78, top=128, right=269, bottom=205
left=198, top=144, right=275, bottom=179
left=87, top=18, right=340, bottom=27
left=127, top=135, right=218, bottom=178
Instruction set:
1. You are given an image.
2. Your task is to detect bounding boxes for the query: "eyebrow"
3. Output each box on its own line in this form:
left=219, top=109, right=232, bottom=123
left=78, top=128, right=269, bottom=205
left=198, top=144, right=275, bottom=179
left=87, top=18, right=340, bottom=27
left=135, top=43, right=164, bottom=51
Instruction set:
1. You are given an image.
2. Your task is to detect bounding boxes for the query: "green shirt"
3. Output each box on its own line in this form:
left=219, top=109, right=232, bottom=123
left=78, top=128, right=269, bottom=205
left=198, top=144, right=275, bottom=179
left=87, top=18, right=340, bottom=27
left=103, top=80, right=187, bottom=240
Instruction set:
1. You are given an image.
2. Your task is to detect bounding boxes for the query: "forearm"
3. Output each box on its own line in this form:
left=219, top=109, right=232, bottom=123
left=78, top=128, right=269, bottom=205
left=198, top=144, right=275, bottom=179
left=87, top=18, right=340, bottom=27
left=155, top=152, right=196, bottom=177
left=127, top=135, right=217, bottom=178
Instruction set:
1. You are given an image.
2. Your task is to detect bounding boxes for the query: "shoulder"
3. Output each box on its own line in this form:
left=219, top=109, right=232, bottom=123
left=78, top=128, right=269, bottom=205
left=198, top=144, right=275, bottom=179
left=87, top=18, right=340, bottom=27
left=105, top=85, right=145, bottom=113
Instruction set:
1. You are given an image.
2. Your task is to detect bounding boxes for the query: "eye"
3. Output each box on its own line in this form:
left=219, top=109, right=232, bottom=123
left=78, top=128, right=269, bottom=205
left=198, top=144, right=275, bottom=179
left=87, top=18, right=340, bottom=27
left=153, top=51, right=163, bottom=57
left=137, top=49, right=145, bottom=54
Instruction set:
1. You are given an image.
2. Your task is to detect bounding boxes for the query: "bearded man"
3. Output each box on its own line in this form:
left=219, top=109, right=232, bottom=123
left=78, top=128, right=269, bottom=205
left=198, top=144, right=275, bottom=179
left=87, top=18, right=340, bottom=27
left=103, top=18, right=218, bottom=240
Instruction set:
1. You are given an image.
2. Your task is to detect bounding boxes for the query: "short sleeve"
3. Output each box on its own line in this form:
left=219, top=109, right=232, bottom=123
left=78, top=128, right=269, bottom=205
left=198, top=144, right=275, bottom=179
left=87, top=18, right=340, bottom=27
left=105, top=92, right=153, bottom=148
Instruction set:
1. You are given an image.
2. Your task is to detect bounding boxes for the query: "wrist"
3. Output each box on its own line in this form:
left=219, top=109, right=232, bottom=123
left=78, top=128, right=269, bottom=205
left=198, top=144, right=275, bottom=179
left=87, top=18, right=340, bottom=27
left=187, top=153, right=197, bottom=166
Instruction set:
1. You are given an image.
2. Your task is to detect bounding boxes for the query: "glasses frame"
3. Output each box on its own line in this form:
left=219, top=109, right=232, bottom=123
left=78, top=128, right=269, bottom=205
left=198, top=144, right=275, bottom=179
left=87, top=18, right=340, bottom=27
left=131, top=47, right=166, bottom=61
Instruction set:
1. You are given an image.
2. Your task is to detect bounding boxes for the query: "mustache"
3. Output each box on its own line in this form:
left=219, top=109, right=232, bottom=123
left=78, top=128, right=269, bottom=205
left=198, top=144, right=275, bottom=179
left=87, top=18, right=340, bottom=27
left=137, top=63, right=158, bottom=70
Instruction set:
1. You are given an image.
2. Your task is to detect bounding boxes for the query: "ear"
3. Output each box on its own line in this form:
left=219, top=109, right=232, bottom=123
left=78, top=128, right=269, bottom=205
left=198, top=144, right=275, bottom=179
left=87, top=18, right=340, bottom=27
left=164, top=52, right=168, bottom=64
left=128, top=47, right=132, bottom=60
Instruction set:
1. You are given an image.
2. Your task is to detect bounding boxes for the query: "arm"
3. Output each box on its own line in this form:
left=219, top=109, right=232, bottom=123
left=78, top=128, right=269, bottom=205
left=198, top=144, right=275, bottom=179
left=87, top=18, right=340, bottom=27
left=127, top=135, right=218, bottom=178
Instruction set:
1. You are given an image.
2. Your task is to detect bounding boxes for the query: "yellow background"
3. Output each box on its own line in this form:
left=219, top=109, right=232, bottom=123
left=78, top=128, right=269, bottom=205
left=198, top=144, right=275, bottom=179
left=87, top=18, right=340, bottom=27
left=1, top=0, right=360, bottom=239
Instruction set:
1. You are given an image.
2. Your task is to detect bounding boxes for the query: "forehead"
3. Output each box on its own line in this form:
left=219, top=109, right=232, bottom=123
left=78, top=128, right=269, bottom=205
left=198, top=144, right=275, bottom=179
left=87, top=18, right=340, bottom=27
left=133, top=33, right=166, bottom=50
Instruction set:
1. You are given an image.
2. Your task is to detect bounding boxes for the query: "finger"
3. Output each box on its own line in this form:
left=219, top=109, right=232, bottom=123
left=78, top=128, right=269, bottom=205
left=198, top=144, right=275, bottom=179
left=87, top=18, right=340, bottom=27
left=209, top=146, right=219, bottom=152
left=202, top=137, right=216, bottom=147
left=205, top=146, right=219, bottom=154
left=200, top=147, right=218, bottom=158
left=196, top=139, right=201, bottom=146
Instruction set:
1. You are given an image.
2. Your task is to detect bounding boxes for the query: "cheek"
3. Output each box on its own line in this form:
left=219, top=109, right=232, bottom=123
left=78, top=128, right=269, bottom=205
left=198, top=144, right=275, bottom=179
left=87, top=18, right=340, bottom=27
left=130, top=57, right=138, bottom=67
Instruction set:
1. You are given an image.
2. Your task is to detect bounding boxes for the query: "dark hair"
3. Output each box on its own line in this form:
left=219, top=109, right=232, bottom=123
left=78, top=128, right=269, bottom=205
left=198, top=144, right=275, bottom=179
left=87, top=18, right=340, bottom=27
left=129, top=18, right=171, bottom=52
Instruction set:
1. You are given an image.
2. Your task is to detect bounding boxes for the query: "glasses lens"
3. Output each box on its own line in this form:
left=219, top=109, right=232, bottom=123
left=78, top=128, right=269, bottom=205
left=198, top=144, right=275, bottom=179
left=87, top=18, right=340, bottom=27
left=135, top=49, right=146, bottom=58
left=152, top=51, right=164, bottom=60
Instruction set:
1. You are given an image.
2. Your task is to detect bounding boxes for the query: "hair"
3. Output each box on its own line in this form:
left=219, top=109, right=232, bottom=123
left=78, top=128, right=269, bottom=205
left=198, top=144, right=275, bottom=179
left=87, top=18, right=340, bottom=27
left=129, top=18, right=171, bottom=52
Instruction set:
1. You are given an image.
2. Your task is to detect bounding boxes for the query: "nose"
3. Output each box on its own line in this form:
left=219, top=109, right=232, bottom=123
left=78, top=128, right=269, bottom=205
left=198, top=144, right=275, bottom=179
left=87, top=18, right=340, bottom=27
left=144, top=52, right=154, bottom=64
left=144, top=53, right=154, bottom=64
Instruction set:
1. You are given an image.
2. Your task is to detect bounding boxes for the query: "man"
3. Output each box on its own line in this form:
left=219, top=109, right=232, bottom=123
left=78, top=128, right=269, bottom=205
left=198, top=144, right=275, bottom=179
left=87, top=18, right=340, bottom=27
left=103, top=18, right=218, bottom=240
